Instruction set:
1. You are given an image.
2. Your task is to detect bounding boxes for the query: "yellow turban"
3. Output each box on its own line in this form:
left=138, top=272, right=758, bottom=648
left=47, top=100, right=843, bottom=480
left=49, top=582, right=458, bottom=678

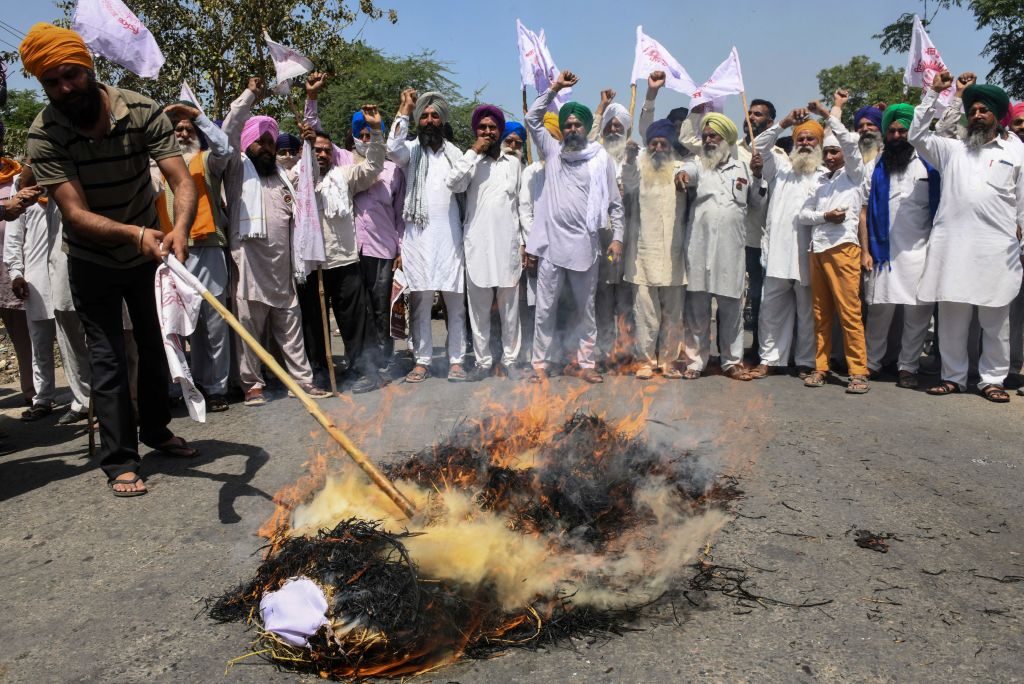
left=792, top=119, right=824, bottom=143
left=543, top=112, right=562, bottom=141
left=702, top=113, right=738, bottom=145
left=19, top=23, right=94, bottom=80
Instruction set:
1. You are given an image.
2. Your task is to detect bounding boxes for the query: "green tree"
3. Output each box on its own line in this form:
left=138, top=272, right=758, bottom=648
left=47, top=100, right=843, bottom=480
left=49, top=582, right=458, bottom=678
left=55, top=0, right=397, bottom=119
left=1, top=89, right=46, bottom=158
left=972, top=0, right=1024, bottom=99
left=817, top=56, right=919, bottom=125
left=872, top=0, right=962, bottom=54
left=313, top=44, right=481, bottom=150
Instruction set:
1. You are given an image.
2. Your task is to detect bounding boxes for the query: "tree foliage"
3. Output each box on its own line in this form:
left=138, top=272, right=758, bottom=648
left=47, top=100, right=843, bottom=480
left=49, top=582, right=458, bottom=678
left=972, top=0, right=1024, bottom=99
left=817, top=56, right=919, bottom=125
left=56, top=0, right=397, bottom=119
left=872, top=1, right=962, bottom=54
left=1, top=89, right=46, bottom=158
left=313, top=44, right=481, bottom=150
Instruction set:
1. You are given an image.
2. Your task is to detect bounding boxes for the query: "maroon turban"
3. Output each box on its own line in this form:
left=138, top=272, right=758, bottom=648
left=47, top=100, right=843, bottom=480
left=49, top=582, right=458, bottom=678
left=471, top=104, right=505, bottom=133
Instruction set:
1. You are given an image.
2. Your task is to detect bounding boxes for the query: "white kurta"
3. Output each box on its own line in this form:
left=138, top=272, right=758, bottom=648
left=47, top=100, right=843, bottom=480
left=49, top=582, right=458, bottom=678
left=446, top=150, right=523, bottom=288
left=387, top=116, right=464, bottom=292
left=755, top=124, right=827, bottom=286
left=737, top=142, right=785, bottom=248
left=620, top=154, right=687, bottom=288
left=2, top=199, right=55, bottom=322
left=863, top=155, right=934, bottom=305
left=910, top=89, right=1024, bottom=307
left=681, top=156, right=762, bottom=298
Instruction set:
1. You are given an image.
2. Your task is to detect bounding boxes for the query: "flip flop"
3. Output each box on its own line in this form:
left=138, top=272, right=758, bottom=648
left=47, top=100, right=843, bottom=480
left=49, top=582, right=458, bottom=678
left=109, top=475, right=147, bottom=498
left=152, top=436, right=199, bottom=458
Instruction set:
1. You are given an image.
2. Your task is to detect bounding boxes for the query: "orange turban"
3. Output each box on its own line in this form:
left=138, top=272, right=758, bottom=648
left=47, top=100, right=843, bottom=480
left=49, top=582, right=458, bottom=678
left=19, top=23, right=94, bottom=79
left=792, top=119, right=824, bottom=143
left=543, top=112, right=562, bottom=141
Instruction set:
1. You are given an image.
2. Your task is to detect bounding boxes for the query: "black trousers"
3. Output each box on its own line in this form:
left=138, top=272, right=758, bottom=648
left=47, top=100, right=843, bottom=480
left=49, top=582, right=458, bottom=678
left=69, top=257, right=172, bottom=480
left=297, top=275, right=328, bottom=373
left=323, top=262, right=375, bottom=377
left=358, top=254, right=394, bottom=368
left=745, top=246, right=765, bottom=354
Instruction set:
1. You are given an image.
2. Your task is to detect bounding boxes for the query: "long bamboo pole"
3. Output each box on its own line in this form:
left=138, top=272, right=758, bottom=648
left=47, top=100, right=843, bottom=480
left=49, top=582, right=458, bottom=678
left=316, top=269, right=337, bottom=395
left=163, top=257, right=417, bottom=519
left=627, top=83, right=637, bottom=139
left=740, top=91, right=756, bottom=150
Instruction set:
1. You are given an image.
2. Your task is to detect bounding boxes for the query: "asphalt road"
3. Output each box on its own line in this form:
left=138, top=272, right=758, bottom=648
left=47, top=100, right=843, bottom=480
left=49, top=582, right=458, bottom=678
left=1, top=351, right=1021, bottom=683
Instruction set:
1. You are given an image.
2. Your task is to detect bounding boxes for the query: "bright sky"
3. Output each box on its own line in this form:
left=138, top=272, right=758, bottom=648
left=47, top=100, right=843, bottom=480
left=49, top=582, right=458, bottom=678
left=0, top=0, right=996, bottom=125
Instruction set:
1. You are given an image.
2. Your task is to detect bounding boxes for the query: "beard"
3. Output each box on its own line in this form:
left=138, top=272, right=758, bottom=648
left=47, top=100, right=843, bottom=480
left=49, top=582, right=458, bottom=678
left=649, top=150, right=671, bottom=170
left=277, top=154, right=298, bottom=171
left=177, top=136, right=201, bottom=158
left=966, top=120, right=997, bottom=150
left=701, top=142, right=731, bottom=169
left=603, top=133, right=626, bottom=161
left=418, top=124, right=444, bottom=149
left=247, top=149, right=278, bottom=176
left=563, top=132, right=587, bottom=152
left=881, top=139, right=915, bottom=175
left=858, top=130, right=881, bottom=160
left=639, top=149, right=676, bottom=187
left=790, top=144, right=823, bottom=175
left=52, top=74, right=103, bottom=130
left=502, top=144, right=523, bottom=161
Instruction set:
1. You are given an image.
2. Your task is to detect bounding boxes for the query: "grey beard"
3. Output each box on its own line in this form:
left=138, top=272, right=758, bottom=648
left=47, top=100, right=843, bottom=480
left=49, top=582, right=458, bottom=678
left=966, top=125, right=995, bottom=150
left=178, top=138, right=201, bottom=157
left=502, top=145, right=523, bottom=161
left=650, top=151, right=669, bottom=169
left=701, top=143, right=731, bottom=169
left=603, top=134, right=626, bottom=160
left=563, top=132, right=587, bottom=152
left=790, top=145, right=823, bottom=175
left=858, top=131, right=881, bottom=157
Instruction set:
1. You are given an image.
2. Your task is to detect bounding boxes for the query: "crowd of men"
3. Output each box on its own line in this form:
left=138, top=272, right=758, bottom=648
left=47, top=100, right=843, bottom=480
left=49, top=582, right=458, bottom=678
left=3, top=23, right=1024, bottom=496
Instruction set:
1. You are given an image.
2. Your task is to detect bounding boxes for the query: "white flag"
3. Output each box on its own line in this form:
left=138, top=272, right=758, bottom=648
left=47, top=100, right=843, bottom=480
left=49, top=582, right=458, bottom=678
left=264, top=31, right=314, bottom=95
left=72, top=0, right=164, bottom=78
left=292, top=140, right=325, bottom=281
left=690, top=47, right=745, bottom=107
left=179, top=80, right=204, bottom=116
left=155, top=260, right=206, bottom=422
left=905, top=15, right=954, bottom=108
left=516, top=19, right=569, bottom=110
left=629, top=26, right=697, bottom=95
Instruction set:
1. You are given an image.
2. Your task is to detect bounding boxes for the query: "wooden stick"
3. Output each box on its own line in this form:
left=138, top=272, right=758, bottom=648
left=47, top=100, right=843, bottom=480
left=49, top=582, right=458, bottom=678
left=163, top=257, right=417, bottom=518
left=628, top=83, right=637, bottom=139
left=317, top=269, right=337, bottom=395
left=522, top=87, right=532, bottom=165
left=740, top=91, right=756, bottom=149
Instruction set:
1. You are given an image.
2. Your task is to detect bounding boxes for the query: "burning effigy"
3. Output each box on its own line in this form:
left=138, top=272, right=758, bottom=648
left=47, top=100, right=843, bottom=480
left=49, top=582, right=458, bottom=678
left=210, top=387, right=738, bottom=679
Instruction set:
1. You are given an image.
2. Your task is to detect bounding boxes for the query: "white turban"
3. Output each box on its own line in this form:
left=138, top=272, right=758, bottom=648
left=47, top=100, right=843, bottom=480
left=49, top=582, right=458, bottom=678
left=822, top=133, right=840, bottom=149
left=601, top=102, right=632, bottom=134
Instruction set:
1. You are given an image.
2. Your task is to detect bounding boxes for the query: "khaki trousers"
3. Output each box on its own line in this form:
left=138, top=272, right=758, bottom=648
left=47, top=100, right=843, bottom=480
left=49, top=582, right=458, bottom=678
left=809, top=243, right=868, bottom=376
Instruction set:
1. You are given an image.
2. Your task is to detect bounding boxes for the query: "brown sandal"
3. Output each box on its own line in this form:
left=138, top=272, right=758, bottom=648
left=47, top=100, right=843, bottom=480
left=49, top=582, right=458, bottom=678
left=846, top=375, right=870, bottom=394
left=803, top=370, right=826, bottom=387
left=981, top=385, right=1009, bottom=403
left=404, top=365, right=430, bottom=383
left=926, top=381, right=961, bottom=396
left=747, top=364, right=772, bottom=379
left=724, top=365, right=753, bottom=381
left=896, top=370, right=919, bottom=389
left=528, top=367, right=549, bottom=383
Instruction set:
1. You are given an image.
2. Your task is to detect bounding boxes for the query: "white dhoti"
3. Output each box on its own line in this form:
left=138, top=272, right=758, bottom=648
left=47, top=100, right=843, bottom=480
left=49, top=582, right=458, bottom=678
left=937, top=301, right=1009, bottom=389
left=866, top=303, right=933, bottom=373
left=632, top=284, right=683, bottom=370
left=467, top=278, right=520, bottom=369
left=684, top=292, right=744, bottom=372
left=757, top=276, right=815, bottom=368
left=532, top=257, right=599, bottom=370
left=27, top=317, right=57, bottom=406
left=53, top=308, right=91, bottom=412
left=409, top=290, right=466, bottom=367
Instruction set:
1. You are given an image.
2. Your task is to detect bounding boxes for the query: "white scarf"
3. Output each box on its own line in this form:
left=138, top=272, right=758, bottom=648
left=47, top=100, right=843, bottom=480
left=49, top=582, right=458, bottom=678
left=402, top=139, right=463, bottom=228
left=293, top=141, right=325, bottom=280
left=238, top=156, right=269, bottom=240
left=561, top=141, right=611, bottom=237
left=316, top=166, right=352, bottom=220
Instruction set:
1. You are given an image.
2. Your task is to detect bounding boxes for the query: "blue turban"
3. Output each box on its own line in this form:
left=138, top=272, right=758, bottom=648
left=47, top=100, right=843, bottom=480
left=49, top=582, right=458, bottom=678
left=501, top=121, right=526, bottom=142
left=276, top=132, right=301, bottom=153
left=645, top=118, right=676, bottom=144
left=853, top=105, right=882, bottom=130
left=351, top=110, right=387, bottom=138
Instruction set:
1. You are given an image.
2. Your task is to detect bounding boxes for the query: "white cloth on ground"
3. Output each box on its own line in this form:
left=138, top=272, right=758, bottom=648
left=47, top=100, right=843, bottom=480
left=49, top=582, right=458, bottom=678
left=260, top=577, right=329, bottom=648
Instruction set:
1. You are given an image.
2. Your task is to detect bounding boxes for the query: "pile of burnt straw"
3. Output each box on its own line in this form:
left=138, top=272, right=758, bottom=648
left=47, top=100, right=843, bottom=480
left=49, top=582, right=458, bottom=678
left=209, top=412, right=738, bottom=679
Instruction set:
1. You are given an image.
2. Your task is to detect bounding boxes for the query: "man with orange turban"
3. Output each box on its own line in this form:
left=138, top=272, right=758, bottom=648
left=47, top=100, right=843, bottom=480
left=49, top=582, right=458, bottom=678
left=748, top=107, right=829, bottom=380
left=21, top=22, right=199, bottom=497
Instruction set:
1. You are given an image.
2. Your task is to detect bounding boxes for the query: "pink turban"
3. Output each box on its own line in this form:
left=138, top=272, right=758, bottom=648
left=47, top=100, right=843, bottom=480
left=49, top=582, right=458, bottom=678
left=1004, top=102, right=1024, bottom=127
left=241, top=115, right=279, bottom=151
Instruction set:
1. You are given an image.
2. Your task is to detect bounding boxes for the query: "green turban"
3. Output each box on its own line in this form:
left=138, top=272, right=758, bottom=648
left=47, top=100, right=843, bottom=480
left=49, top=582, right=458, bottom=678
left=558, top=101, right=593, bottom=133
left=881, top=103, right=914, bottom=133
left=962, top=84, right=1010, bottom=121
left=702, top=112, right=738, bottom=145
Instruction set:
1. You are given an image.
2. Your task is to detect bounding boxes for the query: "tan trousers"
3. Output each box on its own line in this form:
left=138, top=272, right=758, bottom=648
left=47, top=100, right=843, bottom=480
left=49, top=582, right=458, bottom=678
left=235, top=299, right=313, bottom=391
left=632, top=284, right=684, bottom=370
left=810, top=243, right=868, bottom=376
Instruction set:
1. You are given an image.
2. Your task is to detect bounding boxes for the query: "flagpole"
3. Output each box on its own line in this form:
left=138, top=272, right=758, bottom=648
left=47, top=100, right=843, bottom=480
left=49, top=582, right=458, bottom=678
left=162, top=256, right=417, bottom=519
left=522, top=87, right=532, bottom=164
left=740, top=91, right=756, bottom=149
left=628, top=84, right=637, bottom=139
left=317, top=268, right=338, bottom=395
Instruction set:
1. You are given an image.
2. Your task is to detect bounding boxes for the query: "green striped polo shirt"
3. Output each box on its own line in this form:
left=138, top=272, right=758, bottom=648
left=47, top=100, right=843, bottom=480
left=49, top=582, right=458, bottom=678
left=26, top=84, right=181, bottom=269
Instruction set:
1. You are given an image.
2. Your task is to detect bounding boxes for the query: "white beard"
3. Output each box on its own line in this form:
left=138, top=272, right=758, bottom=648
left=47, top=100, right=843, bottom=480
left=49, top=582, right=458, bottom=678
left=790, top=145, right=823, bottom=175
left=858, top=132, right=881, bottom=163
left=603, top=135, right=626, bottom=162
left=700, top=143, right=732, bottom=170
left=178, top=137, right=201, bottom=161
left=502, top=145, right=523, bottom=161
left=966, top=127, right=994, bottom=150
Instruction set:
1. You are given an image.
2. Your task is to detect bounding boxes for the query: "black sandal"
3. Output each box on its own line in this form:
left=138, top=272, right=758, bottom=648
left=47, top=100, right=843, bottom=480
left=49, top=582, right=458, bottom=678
left=20, top=404, right=52, bottom=421
left=109, top=475, right=147, bottom=498
left=981, top=385, right=1010, bottom=403
left=926, top=381, right=962, bottom=396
